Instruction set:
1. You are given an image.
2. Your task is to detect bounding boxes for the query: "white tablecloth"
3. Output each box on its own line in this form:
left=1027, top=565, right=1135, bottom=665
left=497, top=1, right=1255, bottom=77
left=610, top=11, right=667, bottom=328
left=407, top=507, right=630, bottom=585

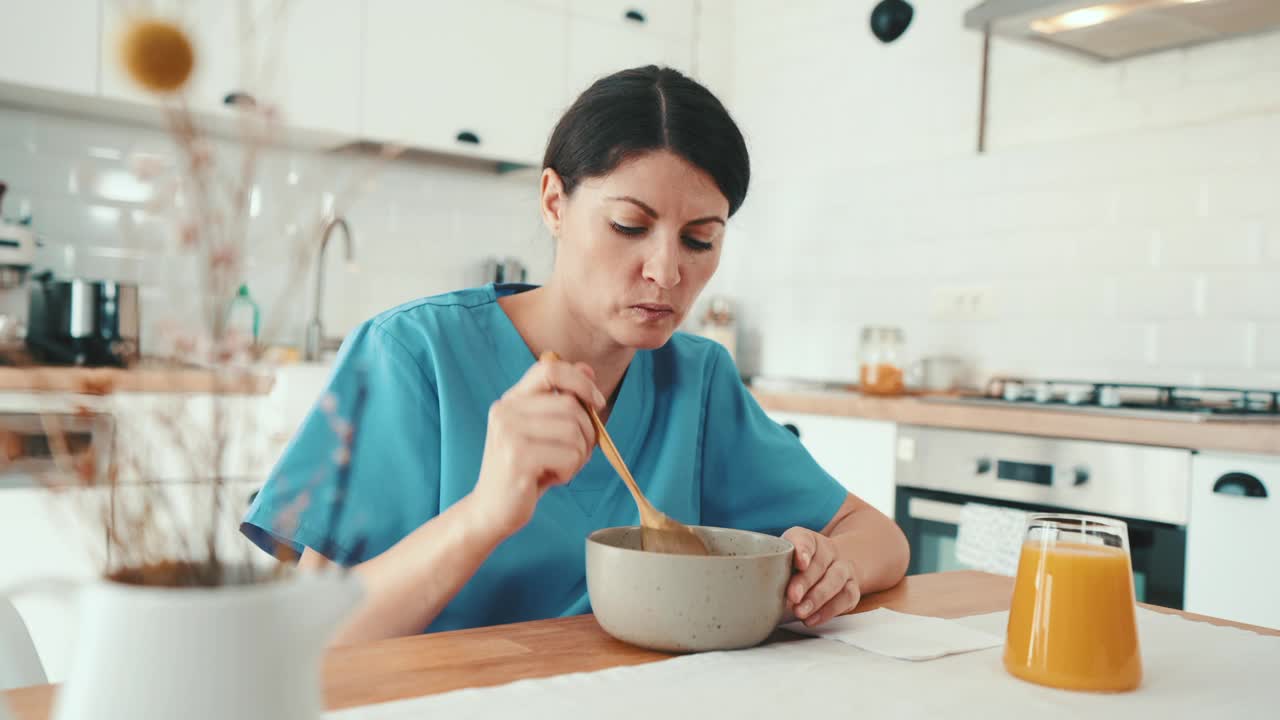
left=329, top=608, right=1279, bottom=719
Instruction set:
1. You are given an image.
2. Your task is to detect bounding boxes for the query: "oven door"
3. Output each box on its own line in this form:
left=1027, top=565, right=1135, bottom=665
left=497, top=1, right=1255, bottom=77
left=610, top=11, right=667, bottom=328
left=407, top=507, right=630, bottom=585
left=895, top=486, right=1188, bottom=609
left=0, top=411, right=114, bottom=487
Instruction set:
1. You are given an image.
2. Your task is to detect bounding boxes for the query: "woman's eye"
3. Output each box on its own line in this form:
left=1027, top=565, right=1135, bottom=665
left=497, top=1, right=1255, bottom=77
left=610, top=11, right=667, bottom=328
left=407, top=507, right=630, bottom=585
left=610, top=222, right=646, bottom=236
left=683, top=236, right=714, bottom=252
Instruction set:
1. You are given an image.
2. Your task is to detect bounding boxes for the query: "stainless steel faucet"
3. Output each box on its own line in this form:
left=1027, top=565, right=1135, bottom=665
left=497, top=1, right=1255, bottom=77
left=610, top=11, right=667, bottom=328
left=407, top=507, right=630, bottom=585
left=304, top=214, right=353, bottom=362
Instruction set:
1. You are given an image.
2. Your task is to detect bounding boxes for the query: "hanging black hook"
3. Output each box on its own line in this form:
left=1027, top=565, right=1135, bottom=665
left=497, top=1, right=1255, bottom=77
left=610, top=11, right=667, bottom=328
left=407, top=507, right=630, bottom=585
left=870, top=0, right=914, bottom=43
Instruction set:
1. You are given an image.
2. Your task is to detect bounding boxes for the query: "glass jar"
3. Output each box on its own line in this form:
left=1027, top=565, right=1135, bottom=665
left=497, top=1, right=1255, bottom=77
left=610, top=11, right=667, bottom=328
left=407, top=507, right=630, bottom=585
left=858, top=326, right=905, bottom=395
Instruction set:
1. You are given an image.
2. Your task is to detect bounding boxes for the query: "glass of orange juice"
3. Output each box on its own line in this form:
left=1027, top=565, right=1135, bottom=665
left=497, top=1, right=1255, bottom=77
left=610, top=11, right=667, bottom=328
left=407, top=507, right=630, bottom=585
left=1004, top=514, right=1142, bottom=692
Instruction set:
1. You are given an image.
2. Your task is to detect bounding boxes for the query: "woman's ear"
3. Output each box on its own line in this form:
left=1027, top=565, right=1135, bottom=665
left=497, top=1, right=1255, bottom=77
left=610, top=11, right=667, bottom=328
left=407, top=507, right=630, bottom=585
left=540, top=168, right=566, bottom=237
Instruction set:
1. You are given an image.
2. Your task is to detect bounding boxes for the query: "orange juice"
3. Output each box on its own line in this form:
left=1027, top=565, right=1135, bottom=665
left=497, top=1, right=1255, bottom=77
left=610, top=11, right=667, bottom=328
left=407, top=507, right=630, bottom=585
left=1004, top=541, right=1142, bottom=692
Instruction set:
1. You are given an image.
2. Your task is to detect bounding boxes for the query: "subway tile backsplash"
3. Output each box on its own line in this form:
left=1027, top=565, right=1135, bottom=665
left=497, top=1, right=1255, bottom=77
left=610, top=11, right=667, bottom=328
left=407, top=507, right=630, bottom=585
left=722, top=2, right=1280, bottom=389
left=716, top=109, right=1280, bottom=388
left=3, top=0, right=1279, bottom=392
left=0, top=104, right=550, bottom=352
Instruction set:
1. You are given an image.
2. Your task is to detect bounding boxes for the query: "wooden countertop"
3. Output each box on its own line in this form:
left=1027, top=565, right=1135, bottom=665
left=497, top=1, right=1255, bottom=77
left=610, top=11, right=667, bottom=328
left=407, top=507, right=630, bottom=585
left=753, top=389, right=1280, bottom=456
left=0, top=366, right=275, bottom=395
left=6, top=570, right=1277, bottom=719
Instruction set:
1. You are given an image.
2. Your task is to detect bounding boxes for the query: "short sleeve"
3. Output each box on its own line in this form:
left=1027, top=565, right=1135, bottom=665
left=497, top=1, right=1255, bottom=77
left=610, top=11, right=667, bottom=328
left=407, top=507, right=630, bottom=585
left=241, top=321, right=441, bottom=565
left=698, top=344, right=848, bottom=536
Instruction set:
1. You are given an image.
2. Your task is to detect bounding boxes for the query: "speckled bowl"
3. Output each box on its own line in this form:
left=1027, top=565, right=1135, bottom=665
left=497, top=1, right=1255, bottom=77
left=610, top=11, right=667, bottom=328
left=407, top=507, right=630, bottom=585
left=585, top=526, right=795, bottom=653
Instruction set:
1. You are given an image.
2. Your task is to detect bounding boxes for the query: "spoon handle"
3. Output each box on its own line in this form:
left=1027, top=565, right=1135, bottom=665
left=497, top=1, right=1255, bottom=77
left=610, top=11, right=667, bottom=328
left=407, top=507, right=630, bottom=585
left=584, top=403, right=660, bottom=523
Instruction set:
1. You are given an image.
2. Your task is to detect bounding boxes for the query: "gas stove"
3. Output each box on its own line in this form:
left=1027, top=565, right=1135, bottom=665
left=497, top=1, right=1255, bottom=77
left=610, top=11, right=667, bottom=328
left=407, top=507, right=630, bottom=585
left=926, top=377, right=1280, bottom=422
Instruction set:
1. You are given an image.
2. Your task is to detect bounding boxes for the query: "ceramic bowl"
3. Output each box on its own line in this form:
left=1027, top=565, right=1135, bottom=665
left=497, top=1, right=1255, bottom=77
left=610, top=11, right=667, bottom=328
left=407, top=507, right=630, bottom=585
left=585, top=525, right=795, bottom=652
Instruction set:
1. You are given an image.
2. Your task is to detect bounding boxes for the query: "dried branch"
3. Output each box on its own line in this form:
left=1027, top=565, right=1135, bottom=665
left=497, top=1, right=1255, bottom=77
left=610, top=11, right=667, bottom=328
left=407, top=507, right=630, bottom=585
left=23, top=0, right=389, bottom=588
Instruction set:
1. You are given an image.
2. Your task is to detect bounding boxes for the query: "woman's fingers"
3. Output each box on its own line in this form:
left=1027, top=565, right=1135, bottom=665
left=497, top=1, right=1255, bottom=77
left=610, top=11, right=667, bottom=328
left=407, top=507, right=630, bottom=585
left=511, top=394, right=596, bottom=453
left=786, top=529, right=834, bottom=606
left=803, top=583, right=859, bottom=627
left=509, top=355, right=605, bottom=411
left=796, top=561, right=853, bottom=622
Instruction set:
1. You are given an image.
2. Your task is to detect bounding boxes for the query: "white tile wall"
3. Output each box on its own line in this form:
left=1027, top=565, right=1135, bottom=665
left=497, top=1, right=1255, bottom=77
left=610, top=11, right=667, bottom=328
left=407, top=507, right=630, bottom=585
left=1202, top=273, right=1280, bottom=320
left=1258, top=324, right=1280, bottom=370
left=1159, top=222, right=1263, bottom=268
left=1154, top=322, right=1254, bottom=370
left=1267, top=230, right=1280, bottom=264
left=1111, top=273, right=1198, bottom=321
left=0, top=104, right=548, bottom=351
left=722, top=0, right=1280, bottom=388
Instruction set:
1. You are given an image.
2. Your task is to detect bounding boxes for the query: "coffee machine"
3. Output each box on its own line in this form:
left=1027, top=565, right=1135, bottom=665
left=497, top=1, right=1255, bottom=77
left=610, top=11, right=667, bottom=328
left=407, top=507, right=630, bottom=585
left=25, top=272, right=141, bottom=366
left=0, top=182, right=140, bottom=366
left=0, top=182, right=35, bottom=359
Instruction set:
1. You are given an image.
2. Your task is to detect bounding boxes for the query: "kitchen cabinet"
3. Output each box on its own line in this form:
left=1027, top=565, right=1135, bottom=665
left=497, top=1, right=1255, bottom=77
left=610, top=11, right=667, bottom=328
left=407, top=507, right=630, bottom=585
left=363, top=0, right=570, bottom=165
left=109, top=480, right=275, bottom=572
left=3, top=1, right=726, bottom=164
left=106, top=393, right=274, bottom=485
left=765, top=412, right=898, bottom=518
left=1185, top=451, right=1280, bottom=630
left=0, top=0, right=99, bottom=96
left=100, top=0, right=361, bottom=136
left=566, top=1, right=694, bottom=97
left=0, top=488, right=106, bottom=684
left=263, top=0, right=363, bottom=136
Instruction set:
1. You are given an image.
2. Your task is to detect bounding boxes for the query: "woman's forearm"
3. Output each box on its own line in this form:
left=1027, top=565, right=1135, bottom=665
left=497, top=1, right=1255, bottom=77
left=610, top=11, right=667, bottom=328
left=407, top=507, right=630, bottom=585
left=825, top=497, right=910, bottom=595
left=301, top=493, right=505, bottom=646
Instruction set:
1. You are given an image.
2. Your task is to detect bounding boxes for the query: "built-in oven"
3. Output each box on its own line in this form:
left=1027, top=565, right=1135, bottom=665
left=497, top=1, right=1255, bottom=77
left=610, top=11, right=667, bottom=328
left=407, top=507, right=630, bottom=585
left=894, top=425, right=1190, bottom=609
left=0, top=410, right=114, bottom=488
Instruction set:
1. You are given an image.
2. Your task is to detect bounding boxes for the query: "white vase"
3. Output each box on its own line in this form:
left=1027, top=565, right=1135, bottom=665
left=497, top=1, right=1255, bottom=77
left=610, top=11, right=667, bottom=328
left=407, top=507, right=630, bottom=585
left=21, top=567, right=361, bottom=720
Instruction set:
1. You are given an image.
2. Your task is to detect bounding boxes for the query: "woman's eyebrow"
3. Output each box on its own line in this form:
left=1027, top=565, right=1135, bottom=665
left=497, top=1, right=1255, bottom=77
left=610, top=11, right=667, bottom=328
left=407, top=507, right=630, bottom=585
left=606, top=195, right=659, bottom=218
left=685, top=216, right=726, bottom=227
left=606, top=196, right=726, bottom=226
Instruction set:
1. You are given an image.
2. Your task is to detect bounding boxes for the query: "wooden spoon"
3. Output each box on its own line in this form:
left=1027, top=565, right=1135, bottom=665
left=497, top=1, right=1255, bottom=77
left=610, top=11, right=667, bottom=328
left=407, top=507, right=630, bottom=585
left=541, top=351, right=710, bottom=556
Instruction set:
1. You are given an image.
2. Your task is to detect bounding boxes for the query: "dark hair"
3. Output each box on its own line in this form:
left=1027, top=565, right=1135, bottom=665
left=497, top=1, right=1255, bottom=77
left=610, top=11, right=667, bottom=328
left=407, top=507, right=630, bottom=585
left=543, top=66, right=750, bottom=217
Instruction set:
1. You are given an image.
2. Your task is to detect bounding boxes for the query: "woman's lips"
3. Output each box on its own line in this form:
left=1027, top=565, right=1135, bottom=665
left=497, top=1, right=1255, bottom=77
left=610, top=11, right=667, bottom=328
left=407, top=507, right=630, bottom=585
left=629, top=303, right=675, bottom=322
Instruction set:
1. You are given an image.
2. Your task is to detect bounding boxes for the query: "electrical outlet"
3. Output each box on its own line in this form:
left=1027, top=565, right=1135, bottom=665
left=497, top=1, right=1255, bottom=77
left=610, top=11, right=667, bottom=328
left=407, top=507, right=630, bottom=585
left=931, top=285, right=995, bottom=320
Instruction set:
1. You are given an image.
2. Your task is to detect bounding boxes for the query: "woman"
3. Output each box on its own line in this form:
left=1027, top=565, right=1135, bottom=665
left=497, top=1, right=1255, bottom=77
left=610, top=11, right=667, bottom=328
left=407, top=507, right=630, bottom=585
left=243, top=66, right=909, bottom=645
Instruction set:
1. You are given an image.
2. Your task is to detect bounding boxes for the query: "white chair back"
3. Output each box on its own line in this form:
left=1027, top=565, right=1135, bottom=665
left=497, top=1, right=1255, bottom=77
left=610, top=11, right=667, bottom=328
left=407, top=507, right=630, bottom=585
left=0, top=597, right=46, bottom=691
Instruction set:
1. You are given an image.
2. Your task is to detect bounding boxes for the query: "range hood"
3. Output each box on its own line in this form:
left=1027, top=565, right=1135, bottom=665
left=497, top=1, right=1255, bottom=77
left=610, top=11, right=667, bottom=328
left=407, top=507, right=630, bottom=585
left=964, top=0, right=1280, bottom=61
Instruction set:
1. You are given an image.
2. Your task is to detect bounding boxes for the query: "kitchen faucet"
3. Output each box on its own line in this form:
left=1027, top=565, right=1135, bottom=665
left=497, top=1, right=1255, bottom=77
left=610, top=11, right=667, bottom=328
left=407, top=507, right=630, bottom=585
left=304, top=214, right=353, bottom=362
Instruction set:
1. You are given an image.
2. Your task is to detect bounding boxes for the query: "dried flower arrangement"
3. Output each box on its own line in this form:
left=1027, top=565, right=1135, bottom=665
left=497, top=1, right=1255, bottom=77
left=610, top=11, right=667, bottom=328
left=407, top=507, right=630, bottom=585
left=16, top=1, right=401, bottom=588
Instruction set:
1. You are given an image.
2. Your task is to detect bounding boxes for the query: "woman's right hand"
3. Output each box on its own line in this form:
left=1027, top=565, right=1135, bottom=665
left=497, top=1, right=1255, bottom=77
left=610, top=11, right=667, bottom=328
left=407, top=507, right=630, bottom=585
left=470, top=355, right=605, bottom=539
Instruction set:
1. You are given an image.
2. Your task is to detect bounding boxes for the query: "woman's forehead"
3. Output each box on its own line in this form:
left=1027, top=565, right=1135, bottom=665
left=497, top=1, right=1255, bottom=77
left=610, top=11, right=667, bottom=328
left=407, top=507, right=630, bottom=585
left=579, top=151, right=728, bottom=217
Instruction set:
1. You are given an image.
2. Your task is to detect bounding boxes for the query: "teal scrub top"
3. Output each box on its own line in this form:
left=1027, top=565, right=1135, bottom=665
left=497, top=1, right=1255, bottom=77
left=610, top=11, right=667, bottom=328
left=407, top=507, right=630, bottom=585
left=242, top=284, right=848, bottom=633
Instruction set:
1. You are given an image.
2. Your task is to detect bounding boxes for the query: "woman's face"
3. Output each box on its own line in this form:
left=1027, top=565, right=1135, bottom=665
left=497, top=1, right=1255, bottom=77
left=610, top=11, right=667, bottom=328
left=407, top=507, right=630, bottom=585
left=542, top=150, right=729, bottom=350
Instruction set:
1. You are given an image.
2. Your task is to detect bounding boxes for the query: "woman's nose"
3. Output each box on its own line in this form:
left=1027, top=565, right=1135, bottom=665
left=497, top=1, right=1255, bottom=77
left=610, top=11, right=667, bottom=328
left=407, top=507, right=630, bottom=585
left=641, top=238, right=681, bottom=289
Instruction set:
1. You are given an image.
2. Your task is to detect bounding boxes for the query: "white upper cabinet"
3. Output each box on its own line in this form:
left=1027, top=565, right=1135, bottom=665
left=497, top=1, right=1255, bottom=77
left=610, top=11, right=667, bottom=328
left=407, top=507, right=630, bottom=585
left=566, top=1, right=694, bottom=96
left=100, top=0, right=361, bottom=136
left=363, top=0, right=569, bottom=165
left=264, top=0, right=363, bottom=136
left=4, top=1, right=723, bottom=162
left=0, top=0, right=99, bottom=95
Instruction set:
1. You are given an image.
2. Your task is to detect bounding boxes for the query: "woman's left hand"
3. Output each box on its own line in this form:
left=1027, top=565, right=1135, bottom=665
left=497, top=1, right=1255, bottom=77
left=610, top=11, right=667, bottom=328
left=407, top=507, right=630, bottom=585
left=782, top=527, right=862, bottom=627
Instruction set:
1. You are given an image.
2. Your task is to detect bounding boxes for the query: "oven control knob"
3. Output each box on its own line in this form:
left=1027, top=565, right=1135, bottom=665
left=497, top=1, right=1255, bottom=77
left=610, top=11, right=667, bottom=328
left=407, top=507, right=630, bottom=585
left=976, top=458, right=993, bottom=475
left=1073, top=466, right=1090, bottom=486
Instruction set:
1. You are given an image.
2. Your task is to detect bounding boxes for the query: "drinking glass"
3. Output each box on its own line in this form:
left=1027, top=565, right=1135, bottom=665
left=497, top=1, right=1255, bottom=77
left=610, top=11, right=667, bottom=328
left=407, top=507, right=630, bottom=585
left=1004, top=513, right=1142, bottom=692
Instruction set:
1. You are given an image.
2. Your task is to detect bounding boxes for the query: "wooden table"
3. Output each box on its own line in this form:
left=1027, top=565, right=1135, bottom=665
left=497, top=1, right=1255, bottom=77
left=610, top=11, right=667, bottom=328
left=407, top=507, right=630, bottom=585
left=6, top=571, right=1277, bottom=718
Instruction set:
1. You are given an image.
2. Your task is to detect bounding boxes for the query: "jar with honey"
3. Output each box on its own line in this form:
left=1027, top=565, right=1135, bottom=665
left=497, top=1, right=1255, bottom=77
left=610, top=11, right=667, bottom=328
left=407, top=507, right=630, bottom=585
left=858, top=326, right=905, bottom=395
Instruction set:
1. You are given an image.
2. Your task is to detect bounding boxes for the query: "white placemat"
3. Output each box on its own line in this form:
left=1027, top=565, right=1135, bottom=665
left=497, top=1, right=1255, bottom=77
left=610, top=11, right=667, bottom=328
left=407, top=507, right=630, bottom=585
left=328, top=608, right=1280, bottom=719
left=783, top=607, right=1003, bottom=660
